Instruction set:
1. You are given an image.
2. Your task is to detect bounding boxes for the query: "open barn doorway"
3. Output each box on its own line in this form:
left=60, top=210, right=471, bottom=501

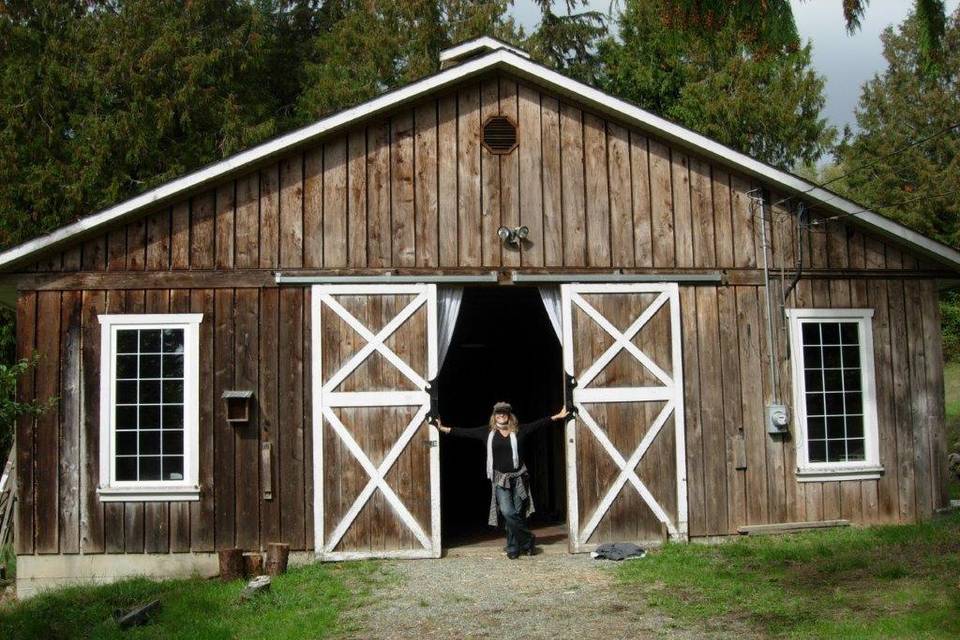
left=437, top=286, right=566, bottom=549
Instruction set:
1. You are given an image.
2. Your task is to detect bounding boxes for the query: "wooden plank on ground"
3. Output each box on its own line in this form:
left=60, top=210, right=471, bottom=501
left=738, top=519, right=849, bottom=535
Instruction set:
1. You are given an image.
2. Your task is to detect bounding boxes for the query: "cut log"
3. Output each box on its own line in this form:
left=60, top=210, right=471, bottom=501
left=243, top=551, right=264, bottom=577
left=737, top=520, right=850, bottom=536
left=113, top=599, right=161, bottom=629
left=240, top=575, right=271, bottom=601
left=218, top=548, right=244, bottom=581
left=265, top=542, right=290, bottom=576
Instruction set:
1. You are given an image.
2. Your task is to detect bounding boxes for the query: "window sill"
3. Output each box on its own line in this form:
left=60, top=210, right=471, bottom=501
left=97, top=486, right=200, bottom=502
left=795, top=466, right=884, bottom=482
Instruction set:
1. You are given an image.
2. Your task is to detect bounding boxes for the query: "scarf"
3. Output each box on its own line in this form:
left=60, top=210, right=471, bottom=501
left=486, top=429, right=519, bottom=479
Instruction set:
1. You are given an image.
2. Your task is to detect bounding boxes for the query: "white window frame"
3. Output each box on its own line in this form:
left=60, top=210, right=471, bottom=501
left=97, top=313, right=203, bottom=501
left=786, top=308, right=883, bottom=482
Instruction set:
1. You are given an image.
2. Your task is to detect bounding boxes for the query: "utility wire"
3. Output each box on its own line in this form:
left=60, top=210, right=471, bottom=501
left=805, top=185, right=960, bottom=229
left=772, top=120, right=960, bottom=211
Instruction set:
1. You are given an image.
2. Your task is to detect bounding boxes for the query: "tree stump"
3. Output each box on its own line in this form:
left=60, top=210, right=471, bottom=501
left=218, top=548, right=244, bottom=582
left=243, top=551, right=264, bottom=577
left=265, top=542, right=290, bottom=576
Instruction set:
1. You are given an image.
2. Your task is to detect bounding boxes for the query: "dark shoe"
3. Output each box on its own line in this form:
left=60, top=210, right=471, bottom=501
left=507, top=551, right=520, bottom=560
left=523, top=545, right=537, bottom=556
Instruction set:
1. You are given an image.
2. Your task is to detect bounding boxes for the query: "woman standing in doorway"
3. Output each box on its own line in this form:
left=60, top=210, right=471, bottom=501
left=436, top=402, right=569, bottom=559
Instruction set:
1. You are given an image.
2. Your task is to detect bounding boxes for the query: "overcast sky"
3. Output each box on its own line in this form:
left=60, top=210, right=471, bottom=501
left=511, top=0, right=960, bottom=132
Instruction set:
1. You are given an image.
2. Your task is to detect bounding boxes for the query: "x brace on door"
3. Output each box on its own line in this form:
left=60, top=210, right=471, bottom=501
left=312, top=285, right=439, bottom=559
left=562, top=283, right=688, bottom=549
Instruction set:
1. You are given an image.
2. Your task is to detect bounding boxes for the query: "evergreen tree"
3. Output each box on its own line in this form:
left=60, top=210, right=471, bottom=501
left=599, top=0, right=834, bottom=169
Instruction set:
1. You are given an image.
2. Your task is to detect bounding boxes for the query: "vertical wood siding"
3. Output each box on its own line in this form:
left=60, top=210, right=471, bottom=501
left=13, top=72, right=950, bottom=553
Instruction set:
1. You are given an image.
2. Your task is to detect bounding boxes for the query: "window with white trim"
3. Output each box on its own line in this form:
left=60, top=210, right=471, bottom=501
left=786, top=308, right=883, bottom=481
left=98, top=314, right=202, bottom=501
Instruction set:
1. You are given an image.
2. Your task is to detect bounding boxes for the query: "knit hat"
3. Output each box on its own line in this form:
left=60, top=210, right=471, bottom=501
left=492, top=401, right=513, bottom=415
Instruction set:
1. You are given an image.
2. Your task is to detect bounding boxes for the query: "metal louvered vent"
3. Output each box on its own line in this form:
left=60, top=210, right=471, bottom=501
left=482, top=116, right=518, bottom=154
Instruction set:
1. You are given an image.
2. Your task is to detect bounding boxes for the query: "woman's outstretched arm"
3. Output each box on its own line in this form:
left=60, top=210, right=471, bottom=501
left=518, top=407, right=570, bottom=433
left=434, top=419, right=488, bottom=440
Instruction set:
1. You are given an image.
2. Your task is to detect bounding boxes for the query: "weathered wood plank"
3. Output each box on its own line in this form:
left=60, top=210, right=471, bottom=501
left=215, top=182, right=235, bottom=270
left=437, top=94, right=458, bottom=268
left=347, top=130, right=368, bottom=268
left=696, top=287, right=728, bottom=533
left=367, top=122, right=392, bottom=268
left=107, top=229, right=127, bottom=272
left=15, top=292, right=36, bottom=555
left=735, top=287, right=769, bottom=524
left=280, top=154, right=304, bottom=269
left=123, top=290, right=145, bottom=553
left=391, top=112, right=416, bottom=267
left=259, top=164, right=280, bottom=269
left=190, top=288, right=215, bottom=551
left=103, top=291, right=126, bottom=553
left=730, top=175, right=756, bottom=268
left=58, top=291, right=82, bottom=554
left=303, top=147, right=323, bottom=269
left=540, top=94, right=563, bottom=267
left=680, top=287, right=705, bottom=536
left=458, top=87, right=482, bottom=267
left=235, top=289, right=260, bottom=549
left=560, top=103, right=586, bottom=267
left=279, top=288, right=306, bottom=548
left=904, top=280, right=933, bottom=519
left=34, top=291, right=61, bottom=553
left=672, top=153, right=694, bottom=268
left=259, top=288, right=281, bottom=545
left=607, top=122, right=633, bottom=267
left=649, top=140, right=674, bottom=268
left=690, top=159, right=716, bottom=268
left=629, top=133, right=653, bottom=268
left=717, top=287, right=746, bottom=530
left=171, top=201, right=190, bottom=269
left=499, top=80, right=520, bottom=268
left=323, top=140, right=348, bottom=268
left=919, top=281, right=948, bottom=510
left=80, top=291, right=105, bottom=553
left=144, top=290, right=170, bottom=554
left=169, top=289, right=192, bottom=552
left=235, top=172, right=260, bottom=269
left=583, top=113, right=609, bottom=268
left=518, top=84, right=544, bottom=267
left=415, top=101, right=440, bottom=268
left=126, top=218, right=146, bottom=271
left=191, top=191, right=215, bottom=270
left=214, top=289, right=236, bottom=548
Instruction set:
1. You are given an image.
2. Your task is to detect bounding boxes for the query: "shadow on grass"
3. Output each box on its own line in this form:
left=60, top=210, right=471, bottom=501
left=616, top=511, right=960, bottom=639
left=0, top=560, right=386, bottom=640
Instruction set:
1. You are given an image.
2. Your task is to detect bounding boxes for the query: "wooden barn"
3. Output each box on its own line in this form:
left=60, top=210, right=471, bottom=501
left=1, top=37, right=955, bottom=595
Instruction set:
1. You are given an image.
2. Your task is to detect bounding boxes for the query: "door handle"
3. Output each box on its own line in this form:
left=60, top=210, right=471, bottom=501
left=426, top=377, right=439, bottom=425
left=564, top=372, right=579, bottom=420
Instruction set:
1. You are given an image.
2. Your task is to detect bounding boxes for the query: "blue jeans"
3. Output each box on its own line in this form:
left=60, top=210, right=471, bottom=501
left=495, top=484, right=533, bottom=554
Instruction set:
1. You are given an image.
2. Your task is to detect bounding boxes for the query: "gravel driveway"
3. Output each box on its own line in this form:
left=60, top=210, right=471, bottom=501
left=336, top=548, right=715, bottom=640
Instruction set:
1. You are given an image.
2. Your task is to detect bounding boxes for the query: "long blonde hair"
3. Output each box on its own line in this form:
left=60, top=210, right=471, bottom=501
left=488, top=411, right=518, bottom=433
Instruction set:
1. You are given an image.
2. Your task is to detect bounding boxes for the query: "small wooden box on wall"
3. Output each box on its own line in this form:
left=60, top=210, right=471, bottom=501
left=222, top=390, right=253, bottom=424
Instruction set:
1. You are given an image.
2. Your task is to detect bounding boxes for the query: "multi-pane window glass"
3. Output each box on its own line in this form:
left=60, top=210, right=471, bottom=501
left=114, top=328, right=185, bottom=482
left=800, top=321, right=865, bottom=463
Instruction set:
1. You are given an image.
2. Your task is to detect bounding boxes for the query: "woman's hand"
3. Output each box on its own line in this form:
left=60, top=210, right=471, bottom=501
left=551, top=407, right=570, bottom=421
left=433, top=418, right=451, bottom=434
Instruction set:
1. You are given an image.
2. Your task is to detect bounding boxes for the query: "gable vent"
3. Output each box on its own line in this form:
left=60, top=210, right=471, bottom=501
left=482, top=116, right=518, bottom=154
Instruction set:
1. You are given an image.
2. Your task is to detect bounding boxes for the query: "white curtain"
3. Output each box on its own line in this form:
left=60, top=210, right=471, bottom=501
left=538, top=286, right=563, bottom=342
left=437, top=286, right=464, bottom=369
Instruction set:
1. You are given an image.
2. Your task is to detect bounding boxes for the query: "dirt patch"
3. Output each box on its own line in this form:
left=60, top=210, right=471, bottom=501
left=336, top=552, right=725, bottom=640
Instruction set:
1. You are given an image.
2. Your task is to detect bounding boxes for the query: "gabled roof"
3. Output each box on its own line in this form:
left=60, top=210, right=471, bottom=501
left=1, top=46, right=958, bottom=272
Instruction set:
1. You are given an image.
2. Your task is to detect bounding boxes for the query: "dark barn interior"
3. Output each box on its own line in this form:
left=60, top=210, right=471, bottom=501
left=437, top=286, right=566, bottom=546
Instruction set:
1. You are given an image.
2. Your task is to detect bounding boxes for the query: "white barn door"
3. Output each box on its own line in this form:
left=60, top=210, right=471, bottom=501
left=311, top=284, right=440, bottom=560
left=562, top=283, right=688, bottom=551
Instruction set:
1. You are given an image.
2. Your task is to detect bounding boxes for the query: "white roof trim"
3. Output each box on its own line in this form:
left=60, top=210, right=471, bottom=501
left=439, top=36, right=530, bottom=64
left=2, top=48, right=958, bottom=272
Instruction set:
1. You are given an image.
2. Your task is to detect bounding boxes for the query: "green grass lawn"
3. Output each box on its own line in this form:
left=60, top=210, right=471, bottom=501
left=945, top=362, right=960, bottom=499
left=0, top=560, right=382, bottom=640
left=617, top=511, right=960, bottom=639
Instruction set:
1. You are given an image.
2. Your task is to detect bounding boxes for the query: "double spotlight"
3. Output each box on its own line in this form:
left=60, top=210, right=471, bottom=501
left=497, top=225, right=529, bottom=246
